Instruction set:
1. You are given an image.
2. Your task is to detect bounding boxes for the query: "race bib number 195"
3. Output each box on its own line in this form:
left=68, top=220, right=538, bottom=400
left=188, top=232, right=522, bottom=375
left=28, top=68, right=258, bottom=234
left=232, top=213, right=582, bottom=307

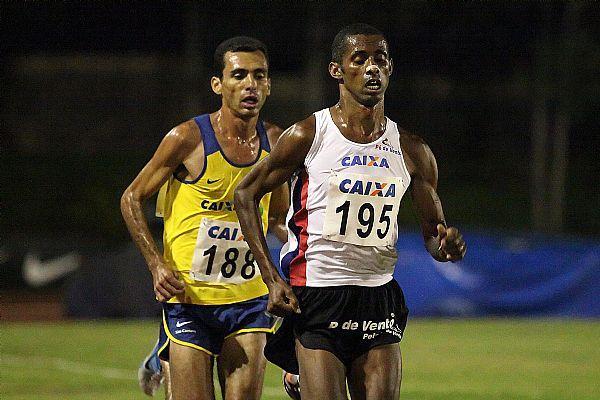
left=190, top=219, right=258, bottom=284
left=322, top=171, right=407, bottom=247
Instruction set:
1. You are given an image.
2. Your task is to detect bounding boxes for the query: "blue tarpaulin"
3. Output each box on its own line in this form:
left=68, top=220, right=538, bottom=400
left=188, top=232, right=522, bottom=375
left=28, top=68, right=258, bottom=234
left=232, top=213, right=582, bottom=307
left=393, top=232, right=600, bottom=317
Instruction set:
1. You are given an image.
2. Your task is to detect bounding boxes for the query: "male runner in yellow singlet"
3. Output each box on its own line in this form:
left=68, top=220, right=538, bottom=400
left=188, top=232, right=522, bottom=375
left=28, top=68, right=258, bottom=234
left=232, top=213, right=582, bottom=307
left=121, top=36, right=289, bottom=400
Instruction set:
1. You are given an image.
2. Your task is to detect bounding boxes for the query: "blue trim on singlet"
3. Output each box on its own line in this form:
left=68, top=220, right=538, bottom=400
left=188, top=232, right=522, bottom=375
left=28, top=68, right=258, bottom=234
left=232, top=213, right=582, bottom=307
left=280, top=172, right=304, bottom=281
left=257, top=120, right=270, bottom=153
left=201, top=114, right=267, bottom=168
left=195, top=114, right=221, bottom=157
left=172, top=114, right=215, bottom=184
left=175, top=114, right=267, bottom=184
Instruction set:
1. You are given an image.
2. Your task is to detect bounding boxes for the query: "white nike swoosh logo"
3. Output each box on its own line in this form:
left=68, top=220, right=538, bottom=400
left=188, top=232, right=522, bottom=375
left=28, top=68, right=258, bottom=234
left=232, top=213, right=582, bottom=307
left=22, top=252, right=81, bottom=288
left=176, top=321, right=193, bottom=328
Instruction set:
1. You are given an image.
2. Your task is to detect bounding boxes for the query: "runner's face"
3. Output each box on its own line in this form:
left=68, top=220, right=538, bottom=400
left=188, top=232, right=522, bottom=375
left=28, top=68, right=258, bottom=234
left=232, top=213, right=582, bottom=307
left=214, top=50, right=270, bottom=118
left=335, top=34, right=391, bottom=107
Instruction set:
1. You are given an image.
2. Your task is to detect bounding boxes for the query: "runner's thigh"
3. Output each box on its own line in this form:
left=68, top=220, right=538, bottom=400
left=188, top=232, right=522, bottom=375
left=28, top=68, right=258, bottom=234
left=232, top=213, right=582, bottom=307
left=217, top=332, right=267, bottom=400
left=169, top=341, right=215, bottom=400
left=296, top=338, right=348, bottom=400
left=347, top=343, right=401, bottom=400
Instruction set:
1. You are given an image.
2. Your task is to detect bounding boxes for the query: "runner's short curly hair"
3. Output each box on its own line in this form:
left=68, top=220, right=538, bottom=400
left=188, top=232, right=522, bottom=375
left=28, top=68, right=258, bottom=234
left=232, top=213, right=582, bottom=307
left=331, top=23, right=385, bottom=64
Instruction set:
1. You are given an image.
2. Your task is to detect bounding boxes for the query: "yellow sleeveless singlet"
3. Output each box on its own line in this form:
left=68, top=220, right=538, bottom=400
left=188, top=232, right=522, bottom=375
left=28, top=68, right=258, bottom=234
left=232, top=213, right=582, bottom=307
left=158, top=114, right=271, bottom=305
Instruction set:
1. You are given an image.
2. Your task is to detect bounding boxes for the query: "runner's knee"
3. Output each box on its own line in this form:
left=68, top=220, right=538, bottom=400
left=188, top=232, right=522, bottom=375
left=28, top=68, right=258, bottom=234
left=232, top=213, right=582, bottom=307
left=224, top=381, right=261, bottom=400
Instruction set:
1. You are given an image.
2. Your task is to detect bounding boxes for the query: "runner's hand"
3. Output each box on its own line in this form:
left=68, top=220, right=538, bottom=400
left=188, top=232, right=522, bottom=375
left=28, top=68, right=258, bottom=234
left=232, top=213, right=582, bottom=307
left=436, top=224, right=466, bottom=262
left=266, top=278, right=301, bottom=317
left=151, top=262, right=185, bottom=302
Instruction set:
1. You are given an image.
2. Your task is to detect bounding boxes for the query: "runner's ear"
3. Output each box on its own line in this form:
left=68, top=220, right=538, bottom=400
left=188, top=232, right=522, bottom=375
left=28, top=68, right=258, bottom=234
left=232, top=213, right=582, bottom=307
left=329, top=62, right=343, bottom=80
left=211, top=76, right=223, bottom=95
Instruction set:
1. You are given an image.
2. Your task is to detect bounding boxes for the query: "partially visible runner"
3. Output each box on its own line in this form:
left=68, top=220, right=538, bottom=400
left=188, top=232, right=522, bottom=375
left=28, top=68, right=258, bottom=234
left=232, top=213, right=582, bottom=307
left=121, top=36, right=289, bottom=400
left=234, top=24, right=466, bottom=400
left=137, top=326, right=170, bottom=397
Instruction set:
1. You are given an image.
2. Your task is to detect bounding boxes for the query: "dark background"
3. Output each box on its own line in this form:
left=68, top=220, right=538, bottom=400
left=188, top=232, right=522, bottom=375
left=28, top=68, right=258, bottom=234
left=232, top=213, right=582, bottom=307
left=2, top=1, right=599, bottom=250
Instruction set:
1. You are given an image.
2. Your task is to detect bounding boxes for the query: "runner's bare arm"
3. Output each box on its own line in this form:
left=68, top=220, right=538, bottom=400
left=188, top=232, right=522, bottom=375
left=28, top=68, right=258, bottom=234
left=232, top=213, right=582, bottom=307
left=265, top=122, right=291, bottom=243
left=401, top=133, right=466, bottom=262
left=268, top=180, right=291, bottom=243
left=121, top=121, right=200, bottom=301
left=235, top=116, right=315, bottom=316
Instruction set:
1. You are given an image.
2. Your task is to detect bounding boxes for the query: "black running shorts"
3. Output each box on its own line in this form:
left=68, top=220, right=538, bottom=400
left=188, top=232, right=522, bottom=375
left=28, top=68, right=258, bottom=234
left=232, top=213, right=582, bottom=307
left=265, top=279, right=409, bottom=374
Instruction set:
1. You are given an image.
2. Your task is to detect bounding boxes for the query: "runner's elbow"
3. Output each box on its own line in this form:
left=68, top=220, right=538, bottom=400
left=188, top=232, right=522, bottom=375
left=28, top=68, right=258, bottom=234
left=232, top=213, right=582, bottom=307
left=233, top=186, right=251, bottom=211
left=120, top=188, right=132, bottom=212
left=120, top=187, right=141, bottom=215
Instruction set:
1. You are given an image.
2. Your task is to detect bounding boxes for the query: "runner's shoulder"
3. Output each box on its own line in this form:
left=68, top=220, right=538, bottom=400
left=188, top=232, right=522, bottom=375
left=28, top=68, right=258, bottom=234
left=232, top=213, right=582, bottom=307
left=398, top=128, right=436, bottom=177
left=398, top=128, right=434, bottom=165
left=264, top=115, right=316, bottom=153
left=285, top=115, right=316, bottom=146
left=162, top=119, right=201, bottom=155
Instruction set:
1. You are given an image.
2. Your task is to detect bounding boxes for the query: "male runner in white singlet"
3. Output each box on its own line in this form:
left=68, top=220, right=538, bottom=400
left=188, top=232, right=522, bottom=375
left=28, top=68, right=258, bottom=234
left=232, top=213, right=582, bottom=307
left=235, top=24, right=466, bottom=399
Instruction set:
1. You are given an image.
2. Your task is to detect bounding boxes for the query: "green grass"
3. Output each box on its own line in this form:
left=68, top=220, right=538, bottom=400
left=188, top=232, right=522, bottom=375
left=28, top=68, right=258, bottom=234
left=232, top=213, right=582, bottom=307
left=1, top=319, right=599, bottom=399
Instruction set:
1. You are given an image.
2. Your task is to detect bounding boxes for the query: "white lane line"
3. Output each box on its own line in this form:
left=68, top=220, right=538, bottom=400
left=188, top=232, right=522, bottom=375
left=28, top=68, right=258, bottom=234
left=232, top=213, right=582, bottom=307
left=1, top=354, right=285, bottom=397
left=1, top=354, right=136, bottom=380
left=261, top=386, right=286, bottom=397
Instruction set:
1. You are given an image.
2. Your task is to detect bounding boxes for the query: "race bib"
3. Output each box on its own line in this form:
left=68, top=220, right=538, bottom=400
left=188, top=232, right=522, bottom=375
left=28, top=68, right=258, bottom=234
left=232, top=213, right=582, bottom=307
left=322, top=171, right=407, bottom=247
left=190, top=219, right=259, bottom=284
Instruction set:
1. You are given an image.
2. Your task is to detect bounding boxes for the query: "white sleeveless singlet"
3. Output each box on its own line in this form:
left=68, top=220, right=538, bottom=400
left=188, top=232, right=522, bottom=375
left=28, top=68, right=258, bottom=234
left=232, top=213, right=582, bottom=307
left=280, top=108, right=412, bottom=287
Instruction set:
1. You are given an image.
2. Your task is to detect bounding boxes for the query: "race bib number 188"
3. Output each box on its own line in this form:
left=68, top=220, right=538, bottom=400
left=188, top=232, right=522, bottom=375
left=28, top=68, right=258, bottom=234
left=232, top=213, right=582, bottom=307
left=190, top=219, right=258, bottom=284
left=322, top=171, right=407, bottom=247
